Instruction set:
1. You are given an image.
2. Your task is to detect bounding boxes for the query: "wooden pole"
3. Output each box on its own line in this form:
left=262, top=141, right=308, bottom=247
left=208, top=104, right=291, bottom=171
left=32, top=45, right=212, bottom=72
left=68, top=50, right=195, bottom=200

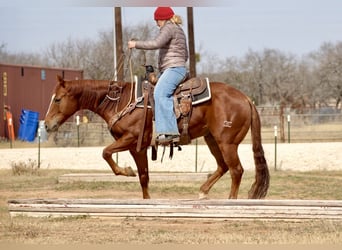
left=9, top=198, right=342, bottom=220
left=187, top=7, right=196, bottom=78
left=112, top=8, right=117, bottom=81
left=187, top=7, right=198, bottom=172
left=114, top=7, right=124, bottom=81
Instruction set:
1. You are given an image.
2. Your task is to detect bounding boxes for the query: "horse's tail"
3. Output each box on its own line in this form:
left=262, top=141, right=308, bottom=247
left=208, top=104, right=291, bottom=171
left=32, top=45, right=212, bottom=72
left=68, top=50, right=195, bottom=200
left=247, top=99, right=270, bottom=199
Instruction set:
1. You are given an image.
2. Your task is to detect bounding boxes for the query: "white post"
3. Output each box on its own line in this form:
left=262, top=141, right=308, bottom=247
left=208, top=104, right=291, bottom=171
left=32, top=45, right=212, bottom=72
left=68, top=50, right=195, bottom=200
left=287, top=114, right=291, bottom=143
left=38, top=127, right=41, bottom=168
left=76, top=115, right=80, bottom=147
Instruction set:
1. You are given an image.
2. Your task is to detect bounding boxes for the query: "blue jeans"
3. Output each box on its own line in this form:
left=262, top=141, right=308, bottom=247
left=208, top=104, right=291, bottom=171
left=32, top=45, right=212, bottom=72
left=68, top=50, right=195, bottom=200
left=154, top=66, right=187, bottom=135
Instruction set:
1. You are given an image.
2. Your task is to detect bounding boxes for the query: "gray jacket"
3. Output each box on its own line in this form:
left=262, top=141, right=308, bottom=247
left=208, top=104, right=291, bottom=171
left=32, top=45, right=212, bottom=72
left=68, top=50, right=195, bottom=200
left=135, top=21, right=188, bottom=72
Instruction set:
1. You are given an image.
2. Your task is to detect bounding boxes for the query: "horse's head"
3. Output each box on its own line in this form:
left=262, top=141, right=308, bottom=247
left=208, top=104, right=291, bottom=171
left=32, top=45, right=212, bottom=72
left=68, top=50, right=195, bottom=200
left=44, top=75, right=80, bottom=132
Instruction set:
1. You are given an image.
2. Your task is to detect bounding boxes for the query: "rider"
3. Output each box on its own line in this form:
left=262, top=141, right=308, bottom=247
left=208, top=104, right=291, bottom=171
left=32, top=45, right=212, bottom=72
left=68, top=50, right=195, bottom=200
left=128, top=7, right=189, bottom=144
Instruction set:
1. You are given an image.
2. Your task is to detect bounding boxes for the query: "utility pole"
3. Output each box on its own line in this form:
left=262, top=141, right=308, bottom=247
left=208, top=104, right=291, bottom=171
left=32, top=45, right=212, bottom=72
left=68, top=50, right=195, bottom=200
left=114, top=7, right=124, bottom=81
left=187, top=7, right=196, bottom=77
left=187, top=7, right=198, bottom=172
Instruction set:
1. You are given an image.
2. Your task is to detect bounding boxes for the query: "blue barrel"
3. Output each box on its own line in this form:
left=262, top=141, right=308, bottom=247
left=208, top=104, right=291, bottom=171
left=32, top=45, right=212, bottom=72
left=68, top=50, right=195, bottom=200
left=18, top=109, right=39, bottom=142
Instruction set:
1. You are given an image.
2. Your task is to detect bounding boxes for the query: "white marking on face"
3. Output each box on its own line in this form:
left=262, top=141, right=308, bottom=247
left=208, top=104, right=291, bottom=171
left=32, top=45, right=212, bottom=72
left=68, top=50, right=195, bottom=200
left=45, top=93, right=56, bottom=117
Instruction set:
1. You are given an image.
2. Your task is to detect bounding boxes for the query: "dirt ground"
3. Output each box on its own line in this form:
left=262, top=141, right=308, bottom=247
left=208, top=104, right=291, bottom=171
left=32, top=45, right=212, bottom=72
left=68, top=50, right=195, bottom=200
left=1, top=142, right=342, bottom=172
left=1, top=142, right=342, bottom=245
left=1, top=168, right=342, bottom=245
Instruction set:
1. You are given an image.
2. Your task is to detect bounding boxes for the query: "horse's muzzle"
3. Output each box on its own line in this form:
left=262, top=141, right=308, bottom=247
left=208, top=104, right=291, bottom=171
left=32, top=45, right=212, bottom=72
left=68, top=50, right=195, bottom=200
left=44, top=121, right=58, bottom=133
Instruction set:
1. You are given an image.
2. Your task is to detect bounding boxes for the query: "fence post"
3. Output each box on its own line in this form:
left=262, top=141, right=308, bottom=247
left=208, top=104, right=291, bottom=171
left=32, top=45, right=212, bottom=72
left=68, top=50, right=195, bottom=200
left=195, top=139, right=198, bottom=173
left=287, top=114, right=291, bottom=143
left=38, top=128, right=41, bottom=169
left=76, top=115, right=80, bottom=147
left=274, top=125, right=277, bottom=171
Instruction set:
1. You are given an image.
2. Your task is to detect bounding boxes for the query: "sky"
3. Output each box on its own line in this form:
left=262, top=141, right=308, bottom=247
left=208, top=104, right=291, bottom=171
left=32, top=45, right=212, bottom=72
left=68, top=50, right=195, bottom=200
left=0, top=0, right=342, bottom=59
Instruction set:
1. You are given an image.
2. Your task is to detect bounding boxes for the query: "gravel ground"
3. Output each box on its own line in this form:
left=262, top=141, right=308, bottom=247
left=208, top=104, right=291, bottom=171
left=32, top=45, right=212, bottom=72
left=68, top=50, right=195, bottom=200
left=1, top=142, right=341, bottom=172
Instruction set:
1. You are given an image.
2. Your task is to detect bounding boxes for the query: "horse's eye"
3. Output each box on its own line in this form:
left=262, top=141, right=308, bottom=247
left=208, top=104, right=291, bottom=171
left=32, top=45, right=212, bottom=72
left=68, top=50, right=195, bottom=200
left=54, top=98, right=61, bottom=104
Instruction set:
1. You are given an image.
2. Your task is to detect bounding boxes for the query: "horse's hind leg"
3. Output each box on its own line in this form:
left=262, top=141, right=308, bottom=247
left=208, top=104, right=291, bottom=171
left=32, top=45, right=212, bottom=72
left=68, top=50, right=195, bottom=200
left=199, top=133, right=229, bottom=199
left=199, top=133, right=244, bottom=199
left=223, top=144, right=244, bottom=198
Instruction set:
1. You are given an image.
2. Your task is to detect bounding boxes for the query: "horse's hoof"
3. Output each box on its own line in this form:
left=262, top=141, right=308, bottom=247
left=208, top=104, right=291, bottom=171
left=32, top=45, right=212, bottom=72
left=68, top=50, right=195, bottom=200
left=198, top=192, right=208, bottom=200
left=125, top=166, right=136, bottom=177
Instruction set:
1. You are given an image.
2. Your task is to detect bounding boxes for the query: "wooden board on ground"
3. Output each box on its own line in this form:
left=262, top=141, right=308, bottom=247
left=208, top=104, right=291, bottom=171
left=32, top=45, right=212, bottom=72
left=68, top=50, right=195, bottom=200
left=58, top=172, right=210, bottom=183
left=8, top=198, right=342, bottom=221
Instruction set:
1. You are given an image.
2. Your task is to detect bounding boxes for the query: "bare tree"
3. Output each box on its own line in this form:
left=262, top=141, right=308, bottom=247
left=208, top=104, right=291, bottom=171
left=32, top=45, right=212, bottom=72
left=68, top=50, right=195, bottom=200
left=42, top=22, right=158, bottom=81
left=123, top=21, right=159, bottom=79
left=44, top=37, right=97, bottom=78
left=2, top=24, right=342, bottom=112
left=310, top=42, right=342, bottom=108
left=244, top=49, right=300, bottom=106
left=0, top=43, right=44, bottom=66
left=86, top=31, right=115, bottom=79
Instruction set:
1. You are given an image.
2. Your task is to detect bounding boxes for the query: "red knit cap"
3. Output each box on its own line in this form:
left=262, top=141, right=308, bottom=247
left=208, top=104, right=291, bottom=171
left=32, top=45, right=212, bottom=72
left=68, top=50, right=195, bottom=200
left=154, top=7, right=174, bottom=20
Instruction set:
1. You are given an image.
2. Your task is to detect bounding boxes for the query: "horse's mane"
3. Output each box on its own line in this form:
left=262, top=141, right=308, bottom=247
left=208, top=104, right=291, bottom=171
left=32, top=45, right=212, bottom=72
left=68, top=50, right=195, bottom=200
left=66, top=79, right=133, bottom=113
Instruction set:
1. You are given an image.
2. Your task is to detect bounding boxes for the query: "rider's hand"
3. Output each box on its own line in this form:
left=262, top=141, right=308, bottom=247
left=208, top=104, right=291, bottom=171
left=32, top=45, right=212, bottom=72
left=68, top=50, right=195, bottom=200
left=128, top=41, right=136, bottom=49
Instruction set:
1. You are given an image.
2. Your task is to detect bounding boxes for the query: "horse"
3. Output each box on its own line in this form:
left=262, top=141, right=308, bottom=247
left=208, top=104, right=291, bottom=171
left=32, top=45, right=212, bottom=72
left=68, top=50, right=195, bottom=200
left=44, top=75, right=270, bottom=199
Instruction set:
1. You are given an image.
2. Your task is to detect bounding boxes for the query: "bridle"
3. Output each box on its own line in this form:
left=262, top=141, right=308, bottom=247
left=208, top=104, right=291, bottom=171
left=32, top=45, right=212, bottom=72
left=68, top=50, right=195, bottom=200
left=99, top=48, right=136, bottom=129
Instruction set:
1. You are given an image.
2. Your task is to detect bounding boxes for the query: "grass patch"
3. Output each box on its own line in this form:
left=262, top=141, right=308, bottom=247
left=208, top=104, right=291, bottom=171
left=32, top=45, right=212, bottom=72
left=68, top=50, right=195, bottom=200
left=55, top=181, right=139, bottom=192
left=47, top=215, right=90, bottom=222
left=268, top=170, right=342, bottom=199
left=11, top=159, right=40, bottom=176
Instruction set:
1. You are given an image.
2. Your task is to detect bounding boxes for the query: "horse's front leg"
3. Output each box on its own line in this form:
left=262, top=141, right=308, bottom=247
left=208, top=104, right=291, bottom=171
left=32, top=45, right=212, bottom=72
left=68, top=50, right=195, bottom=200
left=102, top=138, right=136, bottom=177
left=129, top=148, right=150, bottom=199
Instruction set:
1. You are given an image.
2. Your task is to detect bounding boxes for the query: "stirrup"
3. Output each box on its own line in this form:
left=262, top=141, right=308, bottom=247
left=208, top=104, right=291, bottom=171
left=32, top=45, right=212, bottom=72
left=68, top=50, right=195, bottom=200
left=156, top=134, right=180, bottom=145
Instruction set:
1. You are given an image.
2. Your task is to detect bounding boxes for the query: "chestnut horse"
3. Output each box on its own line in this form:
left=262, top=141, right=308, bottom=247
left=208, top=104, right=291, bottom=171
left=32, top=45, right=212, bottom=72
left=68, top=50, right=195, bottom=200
left=44, top=75, right=269, bottom=199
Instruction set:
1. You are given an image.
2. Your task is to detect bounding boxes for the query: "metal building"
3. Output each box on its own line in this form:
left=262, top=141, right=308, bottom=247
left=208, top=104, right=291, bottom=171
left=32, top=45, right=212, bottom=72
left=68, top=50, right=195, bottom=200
left=0, top=63, right=83, bottom=139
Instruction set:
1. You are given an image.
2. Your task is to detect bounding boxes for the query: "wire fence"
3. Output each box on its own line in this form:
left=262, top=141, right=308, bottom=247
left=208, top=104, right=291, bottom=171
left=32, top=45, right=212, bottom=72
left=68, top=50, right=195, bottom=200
left=256, top=106, right=342, bottom=143
left=46, top=107, right=342, bottom=147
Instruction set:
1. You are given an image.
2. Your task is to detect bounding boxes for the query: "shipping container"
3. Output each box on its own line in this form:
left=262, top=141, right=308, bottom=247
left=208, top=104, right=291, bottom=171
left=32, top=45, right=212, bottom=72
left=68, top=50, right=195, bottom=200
left=0, top=63, right=83, bottom=139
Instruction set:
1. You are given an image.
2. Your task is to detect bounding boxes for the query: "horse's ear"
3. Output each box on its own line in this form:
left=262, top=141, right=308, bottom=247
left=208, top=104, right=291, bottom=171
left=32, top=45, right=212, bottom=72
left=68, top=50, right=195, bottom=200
left=56, top=75, right=65, bottom=87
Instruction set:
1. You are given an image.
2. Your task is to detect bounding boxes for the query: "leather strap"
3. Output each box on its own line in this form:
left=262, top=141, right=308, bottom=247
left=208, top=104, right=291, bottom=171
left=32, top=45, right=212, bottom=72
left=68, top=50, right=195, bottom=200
left=136, top=89, right=149, bottom=152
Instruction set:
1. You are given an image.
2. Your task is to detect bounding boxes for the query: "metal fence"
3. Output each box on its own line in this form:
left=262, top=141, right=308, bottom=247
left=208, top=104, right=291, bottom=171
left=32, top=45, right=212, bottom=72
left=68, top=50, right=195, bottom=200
left=46, top=107, right=342, bottom=147
left=256, top=106, right=342, bottom=143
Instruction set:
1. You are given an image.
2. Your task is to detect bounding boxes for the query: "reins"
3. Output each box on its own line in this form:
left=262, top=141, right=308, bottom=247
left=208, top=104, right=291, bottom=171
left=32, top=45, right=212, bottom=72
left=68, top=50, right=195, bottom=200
left=105, top=48, right=136, bottom=129
left=102, top=48, right=149, bottom=153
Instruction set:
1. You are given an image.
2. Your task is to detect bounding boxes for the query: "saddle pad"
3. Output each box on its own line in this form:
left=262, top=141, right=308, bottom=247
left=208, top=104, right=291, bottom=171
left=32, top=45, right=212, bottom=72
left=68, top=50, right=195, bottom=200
left=135, top=76, right=211, bottom=108
left=189, top=77, right=211, bottom=105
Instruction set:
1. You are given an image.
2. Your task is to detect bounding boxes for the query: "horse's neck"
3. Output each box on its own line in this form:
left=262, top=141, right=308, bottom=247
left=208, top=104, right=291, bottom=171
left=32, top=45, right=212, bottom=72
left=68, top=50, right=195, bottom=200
left=74, top=80, right=108, bottom=119
left=77, top=84, right=102, bottom=107
left=78, top=81, right=132, bottom=122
